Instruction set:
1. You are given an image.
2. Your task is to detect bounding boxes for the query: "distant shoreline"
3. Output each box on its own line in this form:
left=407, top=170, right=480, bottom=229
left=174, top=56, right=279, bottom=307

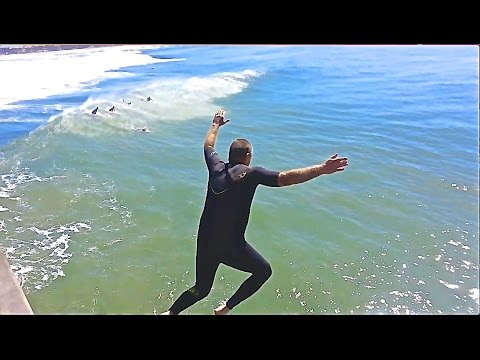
left=0, top=44, right=120, bottom=56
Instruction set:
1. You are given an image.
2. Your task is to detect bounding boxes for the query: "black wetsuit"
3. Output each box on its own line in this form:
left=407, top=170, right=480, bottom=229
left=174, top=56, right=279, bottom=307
left=169, top=146, right=280, bottom=314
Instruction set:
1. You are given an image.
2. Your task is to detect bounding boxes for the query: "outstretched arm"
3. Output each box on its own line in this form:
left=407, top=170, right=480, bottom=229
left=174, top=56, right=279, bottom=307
left=204, top=109, right=230, bottom=150
left=277, top=154, right=349, bottom=187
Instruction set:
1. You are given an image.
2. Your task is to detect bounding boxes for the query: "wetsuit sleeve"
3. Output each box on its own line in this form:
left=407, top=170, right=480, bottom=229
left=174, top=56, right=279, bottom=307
left=204, top=146, right=225, bottom=174
left=251, top=166, right=280, bottom=187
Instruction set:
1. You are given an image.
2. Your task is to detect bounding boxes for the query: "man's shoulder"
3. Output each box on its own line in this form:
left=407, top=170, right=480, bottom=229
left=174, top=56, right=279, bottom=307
left=204, top=146, right=223, bottom=160
left=250, top=165, right=269, bottom=173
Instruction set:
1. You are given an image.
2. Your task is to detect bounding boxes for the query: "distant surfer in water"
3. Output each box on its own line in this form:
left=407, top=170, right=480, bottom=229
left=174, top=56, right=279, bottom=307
left=109, top=106, right=115, bottom=112
left=160, top=109, right=349, bottom=315
left=134, top=126, right=150, bottom=132
left=146, top=96, right=152, bottom=102
left=91, top=107, right=98, bottom=115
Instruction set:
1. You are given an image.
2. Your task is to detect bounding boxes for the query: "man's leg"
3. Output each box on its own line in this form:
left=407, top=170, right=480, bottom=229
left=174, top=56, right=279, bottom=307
left=167, top=246, right=220, bottom=315
left=215, top=242, right=272, bottom=314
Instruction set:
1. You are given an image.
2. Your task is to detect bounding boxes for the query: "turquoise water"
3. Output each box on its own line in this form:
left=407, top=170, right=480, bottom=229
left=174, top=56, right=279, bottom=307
left=0, top=45, right=478, bottom=314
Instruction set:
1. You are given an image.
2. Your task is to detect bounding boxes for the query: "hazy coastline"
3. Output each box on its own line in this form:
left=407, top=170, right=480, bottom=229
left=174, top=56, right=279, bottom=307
left=0, top=44, right=120, bottom=56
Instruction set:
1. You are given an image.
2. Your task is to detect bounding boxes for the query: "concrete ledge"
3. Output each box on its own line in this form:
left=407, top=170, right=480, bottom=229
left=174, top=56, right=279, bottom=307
left=0, top=250, right=34, bottom=315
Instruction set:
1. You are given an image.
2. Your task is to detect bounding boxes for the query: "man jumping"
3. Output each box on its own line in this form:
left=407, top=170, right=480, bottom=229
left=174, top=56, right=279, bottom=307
left=161, top=109, right=349, bottom=315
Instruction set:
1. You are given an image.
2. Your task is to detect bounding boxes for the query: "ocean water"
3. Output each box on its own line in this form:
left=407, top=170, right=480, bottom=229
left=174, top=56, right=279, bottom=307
left=0, top=45, right=478, bottom=315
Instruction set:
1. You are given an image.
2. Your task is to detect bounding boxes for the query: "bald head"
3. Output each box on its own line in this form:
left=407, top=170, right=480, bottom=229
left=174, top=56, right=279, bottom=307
left=229, top=138, right=252, bottom=166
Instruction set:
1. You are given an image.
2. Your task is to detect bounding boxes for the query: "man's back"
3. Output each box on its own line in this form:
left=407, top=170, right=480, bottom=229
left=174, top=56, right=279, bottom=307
left=199, top=147, right=279, bottom=244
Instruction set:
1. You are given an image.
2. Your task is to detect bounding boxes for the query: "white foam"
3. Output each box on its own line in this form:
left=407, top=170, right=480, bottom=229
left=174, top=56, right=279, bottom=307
left=5, top=220, right=92, bottom=293
left=16, top=266, right=33, bottom=274
left=0, top=45, right=168, bottom=110
left=29, top=226, right=53, bottom=237
left=52, top=68, right=264, bottom=136
left=127, top=69, right=263, bottom=121
left=469, top=288, right=479, bottom=305
left=1, top=172, right=45, bottom=194
left=4, top=246, right=15, bottom=254
left=439, top=280, right=459, bottom=289
left=0, top=205, right=9, bottom=211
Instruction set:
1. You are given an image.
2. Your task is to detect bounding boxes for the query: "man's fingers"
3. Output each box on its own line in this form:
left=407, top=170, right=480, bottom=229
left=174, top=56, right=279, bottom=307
left=213, top=109, right=228, bottom=124
left=327, top=156, right=348, bottom=165
left=325, top=154, right=349, bottom=173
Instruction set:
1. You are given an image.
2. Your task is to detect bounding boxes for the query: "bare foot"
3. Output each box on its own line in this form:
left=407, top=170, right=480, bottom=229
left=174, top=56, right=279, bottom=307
left=214, top=302, right=231, bottom=315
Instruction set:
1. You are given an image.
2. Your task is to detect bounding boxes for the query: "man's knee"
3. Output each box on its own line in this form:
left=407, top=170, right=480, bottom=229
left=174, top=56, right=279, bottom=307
left=189, top=284, right=211, bottom=300
left=258, top=262, right=272, bottom=282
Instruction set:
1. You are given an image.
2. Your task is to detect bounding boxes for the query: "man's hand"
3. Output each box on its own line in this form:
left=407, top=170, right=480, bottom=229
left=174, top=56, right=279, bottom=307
left=322, top=154, right=349, bottom=174
left=212, top=109, right=230, bottom=126
left=205, top=109, right=229, bottom=149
